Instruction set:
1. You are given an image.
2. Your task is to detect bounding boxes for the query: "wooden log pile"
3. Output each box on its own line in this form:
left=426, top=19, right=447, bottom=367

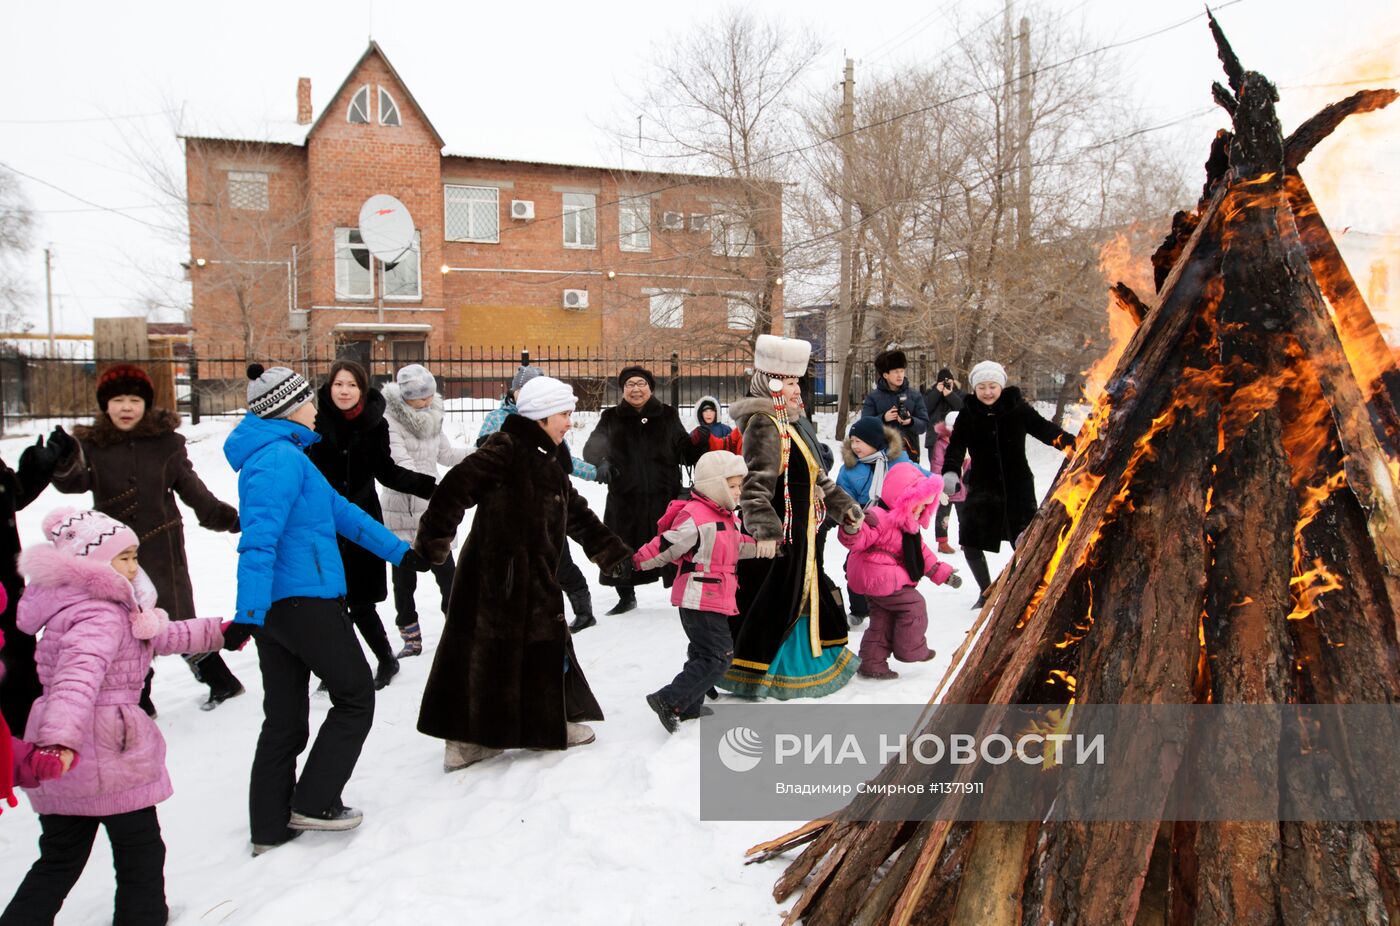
left=746, top=18, right=1400, bottom=925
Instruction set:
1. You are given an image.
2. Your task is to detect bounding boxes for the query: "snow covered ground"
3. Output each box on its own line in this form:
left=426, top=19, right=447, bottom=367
left=0, top=408, right=1068, bottom=924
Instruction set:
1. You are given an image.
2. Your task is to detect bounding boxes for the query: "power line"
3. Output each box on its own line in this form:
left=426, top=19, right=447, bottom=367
left=0, top=109, right=176, bottom=126
left=0, top=161, right=168, bottom=231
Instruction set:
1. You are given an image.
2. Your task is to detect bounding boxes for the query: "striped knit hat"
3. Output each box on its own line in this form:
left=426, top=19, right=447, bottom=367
left=246, top=363, right=314, bottom=419
left=41, top=507, right=139, bottom=564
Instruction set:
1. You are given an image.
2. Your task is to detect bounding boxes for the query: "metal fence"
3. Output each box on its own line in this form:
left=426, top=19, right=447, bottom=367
left=0, top=342, right=990, bottom=432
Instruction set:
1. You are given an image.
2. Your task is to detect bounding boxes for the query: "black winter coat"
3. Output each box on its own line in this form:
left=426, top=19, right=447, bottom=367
left=582, top=397, right=698, bottom=586
left=922, top=386, right=966, bottom=449
left=308, top=385, right=435, bottom=606
left=415, top=413, right=630, bottom=750
left=940, top=387, right=1073, bottom=552
left=0, top=444, right=58, bottom=733
left=861, top=381, right=930, bottom=462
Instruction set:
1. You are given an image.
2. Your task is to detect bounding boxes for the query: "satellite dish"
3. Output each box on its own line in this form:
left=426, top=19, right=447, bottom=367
left=358, top=194, right=416, bottom=265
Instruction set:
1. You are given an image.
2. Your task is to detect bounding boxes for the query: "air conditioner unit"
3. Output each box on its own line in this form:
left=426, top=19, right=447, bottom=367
left=661, top=211, right=685, bottom=231
left=688, top=213, right=708, bottom=232
left=562, top=289, right=589, bottom=310
left=510, top=200, right=535, bottom=220
left=288, top=310, right=308, bottom=332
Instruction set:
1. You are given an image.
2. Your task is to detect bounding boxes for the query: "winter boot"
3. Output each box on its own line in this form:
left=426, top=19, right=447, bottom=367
left=566, top=722, right=597, bottom=747
left=251, top=829, right=302, bottom=857
left=937, top=540, right=958, bottom=555
left=444, top=740, right=502, bottom=772
left=566, top=586, right=597, bottom=633
left=848, top=612, right=867, bottom=629
left=569, top=613, right=597, bottom=633
left=288, top=804, right=363, bottom=832
left=971, top=592, right=988, bottom=610
left=374, top=656, right=400, bottom=690
left=396, top=622, right=423, bottom=658
left=198, top=654, right=245, bottom=711
left=645, top=693, right=680, bottom=734
left=679, top=705, right=714, bottom=721
left=858, top=665, right=900, bottom=680
left=604, top=588, right=637, bottom=616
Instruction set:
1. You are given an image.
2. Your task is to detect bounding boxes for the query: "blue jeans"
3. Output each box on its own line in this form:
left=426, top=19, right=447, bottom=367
left=657, top=608, right=734, bottom=714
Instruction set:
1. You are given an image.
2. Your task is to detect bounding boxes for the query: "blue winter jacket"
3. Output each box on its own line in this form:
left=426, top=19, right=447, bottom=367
left=836, top=454, right=929, bottom=508
left=476, top=397, right=597, bottom=481
left=224, top=414, right=409, bottom=625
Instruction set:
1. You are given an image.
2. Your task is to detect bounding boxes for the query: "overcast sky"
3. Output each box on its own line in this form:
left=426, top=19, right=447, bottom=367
left=3, top=0, right=1397, bottom=336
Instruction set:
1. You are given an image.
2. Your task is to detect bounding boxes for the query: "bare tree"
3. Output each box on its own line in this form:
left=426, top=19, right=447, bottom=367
left=0, top=167, right=36, bottom=333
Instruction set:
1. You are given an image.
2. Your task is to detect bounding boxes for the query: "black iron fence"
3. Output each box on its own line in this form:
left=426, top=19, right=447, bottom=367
left=0, top=343, right=1024, bottom=432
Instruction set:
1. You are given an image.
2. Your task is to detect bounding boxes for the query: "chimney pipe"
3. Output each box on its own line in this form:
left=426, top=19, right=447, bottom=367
left=296, top=78, right=312, bottom=125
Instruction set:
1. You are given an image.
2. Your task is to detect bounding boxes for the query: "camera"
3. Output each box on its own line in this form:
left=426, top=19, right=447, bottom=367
left=897, top=395, right=908, bottom=416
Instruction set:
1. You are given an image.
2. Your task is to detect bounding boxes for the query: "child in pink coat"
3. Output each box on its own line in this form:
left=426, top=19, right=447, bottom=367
left=839, top=465, right=961, bottom=679
left=634, top=451, right=760, bottom=733
left=2, top=507, right=228, bottom=924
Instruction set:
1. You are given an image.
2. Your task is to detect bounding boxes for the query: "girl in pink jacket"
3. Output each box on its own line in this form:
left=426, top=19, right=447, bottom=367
left=3, top=507, right=227, bottom=924
left=838, top=465, right=961, bottom=679
left=634, top=451, right=760, bottom=733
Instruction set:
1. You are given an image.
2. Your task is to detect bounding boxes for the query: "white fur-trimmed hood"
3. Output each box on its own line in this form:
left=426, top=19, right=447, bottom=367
left=16, top=544, right=159, bottom=634
left=382, top=382, right=446, bottom=440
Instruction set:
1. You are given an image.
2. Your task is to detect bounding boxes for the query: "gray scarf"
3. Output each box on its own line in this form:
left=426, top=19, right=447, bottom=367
left=859, top=449, right=889, bottom=504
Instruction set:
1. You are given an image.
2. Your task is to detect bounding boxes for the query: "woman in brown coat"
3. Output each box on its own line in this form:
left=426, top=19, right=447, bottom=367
left=52, top=364, right=243, bottom=712
left=415, top=376, right=632, bottom=772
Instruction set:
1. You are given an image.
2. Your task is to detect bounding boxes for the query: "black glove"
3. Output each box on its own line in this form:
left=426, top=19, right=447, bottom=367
left=596, top=461, right=614, bottom=485
left=400, top=549, right=432, bottom=573
left=606, top=557, right=635, bottom=580
left=222, top=622, right=255, bottom=652
left=46, top=427, right=78, bottom=464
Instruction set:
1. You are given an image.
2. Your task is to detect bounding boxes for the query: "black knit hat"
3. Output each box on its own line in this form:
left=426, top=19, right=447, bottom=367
left=874, top=350, right=907, bottom=375
left=617, top=365, right=656, bottom=390
left=96, top=364, right=155, bottom=410
left=937, top=367, right=955, bottom=383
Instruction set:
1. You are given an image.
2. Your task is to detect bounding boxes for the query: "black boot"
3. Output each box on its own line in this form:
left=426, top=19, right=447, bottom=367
left=569, top=613, right=597, bottom=634
left=198, top=654, right=246, bottom=712
left=605, top=588, right=637, bottom=616
left=645, top=692, right=680, bottom=734
left=565, top=585, right=596, bottom=634
left=374, top=655, right=400, bottom=690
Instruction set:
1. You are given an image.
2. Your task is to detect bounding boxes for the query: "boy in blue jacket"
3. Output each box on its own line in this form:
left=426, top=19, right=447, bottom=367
left=224, top=364, right=430, bottom=856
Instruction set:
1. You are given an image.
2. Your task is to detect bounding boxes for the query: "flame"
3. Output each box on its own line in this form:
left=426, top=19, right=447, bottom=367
left=1083, top=232, right=1155, bottom=402
left=1288, top=557, right=1345, bottom=621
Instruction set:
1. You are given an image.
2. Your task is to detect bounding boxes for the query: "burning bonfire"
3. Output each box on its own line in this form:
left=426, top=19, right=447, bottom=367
left=745, top=17, right=1400, bottom=925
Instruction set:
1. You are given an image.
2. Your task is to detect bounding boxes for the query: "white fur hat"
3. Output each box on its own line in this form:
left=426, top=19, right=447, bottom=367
left=516, top=376, right=576, bottom=420
left=693, top=450, right=748, bottom=510
left=753, top=335, right=812, bottom=377
left=969, top=360, right=1008, bottom=389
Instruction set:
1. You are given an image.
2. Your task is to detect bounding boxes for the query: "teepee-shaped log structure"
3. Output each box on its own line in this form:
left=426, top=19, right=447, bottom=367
left=747, top=17, right=1400, bottom=926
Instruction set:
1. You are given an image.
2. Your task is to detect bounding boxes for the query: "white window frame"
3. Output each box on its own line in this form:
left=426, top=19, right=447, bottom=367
left=562, top=192, right=597, bottom=249
left=646, top=288, right=685, bottom=329
left=226, top=170, right=269, bottom=211
left=618, top=197, right=651, bottom=253
left=347, top=85, right=370, bottom=124
left=444, top=185, right=500, bottom=243
left=378, top=86, right=401, bottom=127
left=334, top=227, right=373, bottom=300
left=381, top=230, right=422, bottom=302
left=711, top=207, right=756, bottom=258
left=726, top=292, right=758, bottom=331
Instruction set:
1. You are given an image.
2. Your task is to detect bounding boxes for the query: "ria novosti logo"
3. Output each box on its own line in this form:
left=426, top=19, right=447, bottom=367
left=717, top=726, right=764, bottom=772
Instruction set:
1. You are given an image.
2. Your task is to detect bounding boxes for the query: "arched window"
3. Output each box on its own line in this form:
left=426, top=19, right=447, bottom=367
left=347, top=85, right=370, bottom=124
left=378, top=87, right=401, bottom=127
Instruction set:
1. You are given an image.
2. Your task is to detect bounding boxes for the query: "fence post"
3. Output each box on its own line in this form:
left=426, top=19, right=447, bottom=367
left=670, top=352, right=680, bottom=409
left=188, top=346, right=201, bottom=426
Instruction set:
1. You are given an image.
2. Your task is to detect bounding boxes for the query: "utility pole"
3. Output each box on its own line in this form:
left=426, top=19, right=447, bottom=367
left=44, top=247, right=54, bottom=356
left=1017, top=16, right=1033, bottom=247
left=833, top=57, right=858, bottom=437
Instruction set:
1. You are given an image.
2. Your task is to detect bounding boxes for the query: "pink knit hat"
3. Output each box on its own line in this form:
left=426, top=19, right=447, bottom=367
left=41, top=507, right=139, bottom=564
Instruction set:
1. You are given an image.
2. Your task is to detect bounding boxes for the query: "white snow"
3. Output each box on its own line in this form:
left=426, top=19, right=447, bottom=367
left=0, top=409, right=1069, bottom=924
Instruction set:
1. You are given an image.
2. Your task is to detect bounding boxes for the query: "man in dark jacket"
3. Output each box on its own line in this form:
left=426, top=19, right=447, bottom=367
left=582, top=365, right=700, bottom=616
left=861, top=350, right=929, bottom=463
left=922, top=367, right=965, bottom=455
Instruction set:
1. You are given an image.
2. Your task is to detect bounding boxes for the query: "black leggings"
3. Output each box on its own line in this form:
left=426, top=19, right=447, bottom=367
left=963, top=547, right=993, bottom=593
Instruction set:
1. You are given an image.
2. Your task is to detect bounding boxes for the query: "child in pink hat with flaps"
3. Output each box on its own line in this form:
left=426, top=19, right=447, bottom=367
left=1, top=507, right=231, bottom=925
left=838, top=465, right=962, bottom=679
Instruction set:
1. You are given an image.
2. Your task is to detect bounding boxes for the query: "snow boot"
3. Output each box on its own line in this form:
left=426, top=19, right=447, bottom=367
left=858, top=665, right=900, bottom=680
left=288, top=804, right=363, bottom=832
left=374, top=656, right=400, bottom=690
left=252, top=829, right=302, bottom=857
left=971, top=592, right=987, bottom=610
left=646, top=692, right=680, bottom=734
left=848, top=612, right=867, bottom=629
left=679, top=705, right=714, bottom=721
left=706, top=687, right=719, bottom=700
left=198, top=654, right=245, bottom=711
left=566, top=722, right=597, bottom=747
left=604, top=588, right=637, bottom=616
left=396, top=622, right=423, bottom=658
left=444, top=740, right=502, bottom=772
left=569, top=613, right=597, bottom=633
left=937, top=540, right=957, bottom=555
left=565, top=585, right=596, bottom=633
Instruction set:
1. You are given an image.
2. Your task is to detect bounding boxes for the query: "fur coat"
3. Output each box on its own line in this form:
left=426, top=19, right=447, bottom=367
left=415, top=414, right=631, bottom=750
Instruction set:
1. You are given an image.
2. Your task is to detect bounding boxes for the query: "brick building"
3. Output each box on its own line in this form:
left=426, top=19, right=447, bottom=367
left=182, top=42, right=782, bottom=367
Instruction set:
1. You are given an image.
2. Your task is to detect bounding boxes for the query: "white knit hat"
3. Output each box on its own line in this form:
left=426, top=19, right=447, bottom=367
left=693, top=450, right=748, bottom=510
left=516, top=376, right=576, bottom=420
left=396, top=364, right=437, bottom=401
left=968, top=360, right=1007, bottom=389
left=753, top=335, right=812, bottom=377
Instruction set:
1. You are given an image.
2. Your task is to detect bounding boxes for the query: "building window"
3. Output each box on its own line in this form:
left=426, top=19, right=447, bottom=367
left=712, top=208, right=756, bottom=257
left=647, top=290, right=684, bottom=329
left=227, top=171, right=268, bottom=211
left=347, top=85, right=370, bottom=124
left=378, top=87, right=401, bottom=127
left=393, top=339, right=425, bottom=365
left=726, top=294, right=758, bottom=331
left=562, top=192, right=596, bottom=249
left=382, top=231, right=422, bottom=300
left=619, top=198, right=651, bottom=252
left=444, top=185, right=499, bottom=242
left=335, top=228, right=372, bottom=300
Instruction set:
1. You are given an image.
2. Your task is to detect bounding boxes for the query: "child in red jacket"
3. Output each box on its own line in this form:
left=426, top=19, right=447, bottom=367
left=635, top=450, right=760, bottom=733
left=839, top=464, right=961, bottom=679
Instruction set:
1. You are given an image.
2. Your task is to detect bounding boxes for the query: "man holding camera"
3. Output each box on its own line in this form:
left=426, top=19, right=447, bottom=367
left=861, top=349, right=929, bottom=464
left=922, top=367, right=965, bottom=454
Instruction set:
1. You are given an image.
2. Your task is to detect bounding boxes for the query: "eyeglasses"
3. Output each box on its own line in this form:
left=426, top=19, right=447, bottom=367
left=623, top=379, right=650, bottom=389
